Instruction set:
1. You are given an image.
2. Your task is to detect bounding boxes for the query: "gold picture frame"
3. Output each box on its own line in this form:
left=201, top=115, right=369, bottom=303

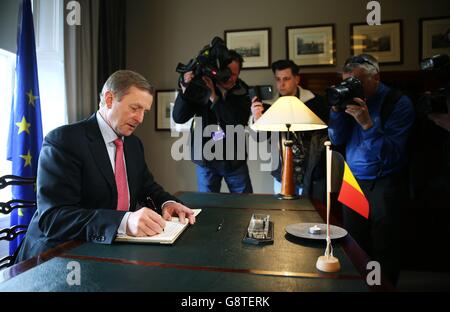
left=351, top=20, right=403, bottom=64
left=420, top=16, right=450, bottom=61
left=286, top=24, right=336, bottom=67
left=155, top=89, right=179, bottom=131
left=224, top=28, right=271, bottom=69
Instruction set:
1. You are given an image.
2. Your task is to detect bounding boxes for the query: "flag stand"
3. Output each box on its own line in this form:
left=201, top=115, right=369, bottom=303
left=316, top=141, right=341, bottom=272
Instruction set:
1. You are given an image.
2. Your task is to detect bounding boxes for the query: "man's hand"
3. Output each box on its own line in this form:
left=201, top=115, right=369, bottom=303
left=331, top=106, right=340, bottom=112
left=162, top=202, right=196, bottom=225
left=181, top=71, right=194, bottom=93
left=345, top=98, right=373, bottom=130
left=126, top=207, right=166, bottom=237
left=251, top=97, right=264, bottom=122
left=202, top=76, right=217, bottom=103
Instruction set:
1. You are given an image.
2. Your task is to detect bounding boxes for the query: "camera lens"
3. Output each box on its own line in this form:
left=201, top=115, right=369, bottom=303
left=327, top=86, right=349, bottom=107
left=327, top=77, right=363, bottom=111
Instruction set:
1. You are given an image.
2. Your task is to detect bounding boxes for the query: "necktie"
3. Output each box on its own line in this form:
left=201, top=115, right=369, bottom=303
left=114, top=138, right=129, bottom=211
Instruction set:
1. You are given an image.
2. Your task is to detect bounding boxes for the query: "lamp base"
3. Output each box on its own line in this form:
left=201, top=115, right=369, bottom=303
left=316, top=255, right=341, bottom=272
left=276, top=193, right=299, bottom=200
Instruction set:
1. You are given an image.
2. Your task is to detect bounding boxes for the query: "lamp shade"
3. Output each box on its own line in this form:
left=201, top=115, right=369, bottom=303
left=251, top=96, right=327, bottom=131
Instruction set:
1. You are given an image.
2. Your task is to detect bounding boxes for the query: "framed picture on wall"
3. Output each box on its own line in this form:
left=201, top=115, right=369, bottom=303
left=224, top=28, right=271, bottom=69
left=350, top=20, right=403, bottom=64
left=286, top=24, right=335, bottom=67
left=420, top=16, right=450, bottom=61
left=155, top=89, right=179, bottom=131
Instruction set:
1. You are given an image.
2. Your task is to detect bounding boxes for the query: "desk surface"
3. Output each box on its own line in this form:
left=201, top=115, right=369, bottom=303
left=0, top=192, right=378, bottom=292
left=174, top=191, right=317, bottom=211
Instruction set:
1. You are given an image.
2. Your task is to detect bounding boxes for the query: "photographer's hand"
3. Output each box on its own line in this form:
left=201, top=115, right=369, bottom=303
left=181, top=71, right=194, bottom=93
left=251, top=97, right=264, bottom=121
left=345, top=98, right=373, bottom=130
left=202, top=76, right=217, bottom=103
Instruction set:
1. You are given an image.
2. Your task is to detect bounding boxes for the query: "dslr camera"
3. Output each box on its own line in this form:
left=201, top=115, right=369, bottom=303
left=326, top=76, right=365, bottom=111
left=248, top=85, right=274, bottom=101
left=417, top=54, right=449, bottom=116
left=176, top=37, right=232, bottom=105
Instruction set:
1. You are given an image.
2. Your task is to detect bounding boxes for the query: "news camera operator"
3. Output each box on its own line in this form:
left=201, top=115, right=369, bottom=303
left=328, top=54, right=415, bottom=285
left=173, top=46, right=253, bottom=193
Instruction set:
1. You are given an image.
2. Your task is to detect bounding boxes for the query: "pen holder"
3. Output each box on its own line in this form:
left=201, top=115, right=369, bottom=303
left=242, top=214, right=274, bottom=245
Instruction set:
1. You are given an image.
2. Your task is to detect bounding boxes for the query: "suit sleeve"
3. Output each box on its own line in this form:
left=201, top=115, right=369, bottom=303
left=173, top=92, right=203, bottom=123
left=37, top=131, right=126, bottom=245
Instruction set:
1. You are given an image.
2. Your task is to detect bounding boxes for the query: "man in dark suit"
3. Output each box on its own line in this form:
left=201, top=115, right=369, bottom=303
left=17, top=70, right=195, bottom=262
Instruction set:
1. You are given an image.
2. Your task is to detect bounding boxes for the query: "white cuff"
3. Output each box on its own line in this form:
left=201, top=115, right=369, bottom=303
left=117, top=212, right=132, bottom=235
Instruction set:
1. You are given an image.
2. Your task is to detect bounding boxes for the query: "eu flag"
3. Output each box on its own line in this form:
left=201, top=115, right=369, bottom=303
left=6, top=0, right=43, bottom=255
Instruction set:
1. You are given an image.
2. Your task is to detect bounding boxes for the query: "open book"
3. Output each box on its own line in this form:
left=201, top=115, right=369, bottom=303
left=115, top=209, right=202, bottom=244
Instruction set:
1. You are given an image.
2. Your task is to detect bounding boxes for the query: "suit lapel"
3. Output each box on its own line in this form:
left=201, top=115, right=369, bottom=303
left=85, top=114, right=116, bottom=191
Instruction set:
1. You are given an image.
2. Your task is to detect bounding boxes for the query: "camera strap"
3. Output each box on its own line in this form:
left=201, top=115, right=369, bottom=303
left=373, top=88, right=403, bottom=185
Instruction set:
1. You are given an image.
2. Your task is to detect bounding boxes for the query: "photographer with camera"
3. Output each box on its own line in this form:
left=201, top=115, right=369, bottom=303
left=251, top=60, right=328, bottom=202
left=173, top=44, right=252, bottom=193
left=420, top=54, right=450, bottom=131
left=328, top=54, right=415, bottom=285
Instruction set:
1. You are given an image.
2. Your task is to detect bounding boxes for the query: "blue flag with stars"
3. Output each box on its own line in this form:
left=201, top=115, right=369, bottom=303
left=6, top=0, right=43, bottom=256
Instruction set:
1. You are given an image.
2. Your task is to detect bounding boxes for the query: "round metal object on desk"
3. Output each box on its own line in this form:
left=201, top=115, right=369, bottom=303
left=285, top=223, right=347, bottom=240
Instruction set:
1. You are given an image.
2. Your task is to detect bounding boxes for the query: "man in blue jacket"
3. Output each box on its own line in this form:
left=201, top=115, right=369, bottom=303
left=328, top=54, right=414, bottom=285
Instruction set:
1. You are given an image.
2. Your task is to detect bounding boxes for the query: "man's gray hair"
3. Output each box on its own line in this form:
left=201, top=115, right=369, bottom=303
left=99, top=70, right=154, bottom=107
left=343, top=53, right=380, bottom=76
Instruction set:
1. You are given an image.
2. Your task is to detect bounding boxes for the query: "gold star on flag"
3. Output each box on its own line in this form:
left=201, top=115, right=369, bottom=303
left=20, top=150, right=32, bottom=167
left=15, top=116, right=31, bottom=135
left=26, top=89, right=39, bottom=107
left=18, top=208, right=24, bottom=217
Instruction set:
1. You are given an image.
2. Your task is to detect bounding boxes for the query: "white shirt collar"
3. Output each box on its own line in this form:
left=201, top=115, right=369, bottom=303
left=298, top=86, right=315, bottom=103
left=96, top=111, right=121, bottom=144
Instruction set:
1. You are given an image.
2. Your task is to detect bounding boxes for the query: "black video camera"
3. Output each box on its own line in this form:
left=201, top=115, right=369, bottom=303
left=176, top=37, right=232, bottom=105
left=421, top=54, right=450, bottom=73
left=326, top=76, right=365, bottom=111
left=417, top=54, right=450, bottom=116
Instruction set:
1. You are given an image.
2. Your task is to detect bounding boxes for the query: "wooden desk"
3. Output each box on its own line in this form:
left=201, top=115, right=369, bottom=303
left=0, top=192, right=388, bottom=291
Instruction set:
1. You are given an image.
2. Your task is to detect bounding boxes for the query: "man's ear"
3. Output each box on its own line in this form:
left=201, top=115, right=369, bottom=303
left=373, top=73, right=380, bottom=84
left=295, top=75, right=301, bottom=86
left=104, top=90, right=114, bottom=108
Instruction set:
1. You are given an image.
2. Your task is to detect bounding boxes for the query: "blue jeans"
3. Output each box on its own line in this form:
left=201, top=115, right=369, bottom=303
left=196, top=162, right=253, bottom=193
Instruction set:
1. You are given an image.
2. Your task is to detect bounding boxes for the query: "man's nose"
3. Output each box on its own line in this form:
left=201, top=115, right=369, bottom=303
left=135, top=111, right=145, bottom=124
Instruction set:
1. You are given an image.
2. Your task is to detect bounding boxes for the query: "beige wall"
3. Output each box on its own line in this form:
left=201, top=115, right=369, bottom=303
left=126, top=0, right=450, bottom=194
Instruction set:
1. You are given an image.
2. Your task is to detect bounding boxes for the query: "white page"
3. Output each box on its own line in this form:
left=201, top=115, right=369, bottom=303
left=115, top=209, right=202, bottom=244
